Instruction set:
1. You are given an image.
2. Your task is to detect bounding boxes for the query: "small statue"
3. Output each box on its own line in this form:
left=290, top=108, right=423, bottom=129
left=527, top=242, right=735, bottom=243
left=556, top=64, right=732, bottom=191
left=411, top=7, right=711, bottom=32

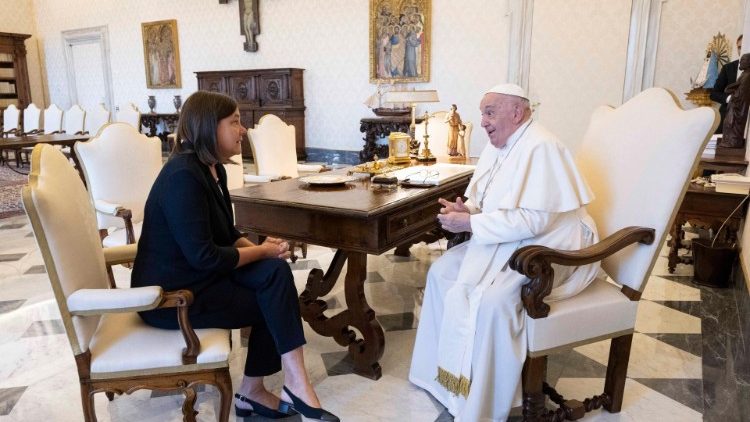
left=445, top=104, right=463, bottom=156
left=721, top=53, right=750, bottom=148
left=372, top=154, right=381, bottom=170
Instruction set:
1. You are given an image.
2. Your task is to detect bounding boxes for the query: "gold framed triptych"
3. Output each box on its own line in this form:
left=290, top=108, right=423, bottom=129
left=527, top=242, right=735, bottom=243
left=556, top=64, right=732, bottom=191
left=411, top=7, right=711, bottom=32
left=369, top=0, right=431, bottom=83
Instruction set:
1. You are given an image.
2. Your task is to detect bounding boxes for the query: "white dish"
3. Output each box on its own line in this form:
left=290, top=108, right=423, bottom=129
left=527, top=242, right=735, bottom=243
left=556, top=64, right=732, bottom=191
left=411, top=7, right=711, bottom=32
left=299, top=175, right=357, bottom=185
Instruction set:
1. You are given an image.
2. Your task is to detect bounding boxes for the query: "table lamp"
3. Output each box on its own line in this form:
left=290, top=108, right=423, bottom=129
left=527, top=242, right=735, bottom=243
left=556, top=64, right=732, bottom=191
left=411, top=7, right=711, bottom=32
left=383, top=89, right=440, bottom=161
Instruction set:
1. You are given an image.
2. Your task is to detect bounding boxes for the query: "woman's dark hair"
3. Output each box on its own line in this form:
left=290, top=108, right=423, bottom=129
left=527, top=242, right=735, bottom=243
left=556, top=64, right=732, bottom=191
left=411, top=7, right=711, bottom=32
left=172, top=91, right=238, bottom=166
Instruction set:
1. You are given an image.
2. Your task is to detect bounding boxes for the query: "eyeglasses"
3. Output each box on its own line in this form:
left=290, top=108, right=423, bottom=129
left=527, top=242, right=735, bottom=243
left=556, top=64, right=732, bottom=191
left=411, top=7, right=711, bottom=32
left=401, top=169, right=439, bottom=184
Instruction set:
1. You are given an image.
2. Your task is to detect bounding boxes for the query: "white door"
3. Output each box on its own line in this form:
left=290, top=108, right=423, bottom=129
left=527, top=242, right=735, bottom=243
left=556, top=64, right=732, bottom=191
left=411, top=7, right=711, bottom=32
left=62, top=26, right=114, bottom=112
left=70, top=42, right=106, bottom=110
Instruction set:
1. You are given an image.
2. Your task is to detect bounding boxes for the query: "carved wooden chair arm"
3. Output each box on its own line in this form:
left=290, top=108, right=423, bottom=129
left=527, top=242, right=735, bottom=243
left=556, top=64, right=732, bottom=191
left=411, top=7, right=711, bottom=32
left=114, top=208, right=136, bottom=244
left=156, top=289, right=201, bottom=364
left=508, top=226, right=655, bottom=319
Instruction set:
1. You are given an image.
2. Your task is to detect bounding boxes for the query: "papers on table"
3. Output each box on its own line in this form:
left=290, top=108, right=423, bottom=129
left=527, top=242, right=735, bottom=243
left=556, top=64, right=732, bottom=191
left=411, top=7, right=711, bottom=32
left=391, top=163, right=475, bottom=186
left=296, top=163, right=325, bottom=173
left=702, top=135, right=719, bottom=158
left=243, top=174, right=281, bottom=183
left=711, top=173, right=750, bottom=194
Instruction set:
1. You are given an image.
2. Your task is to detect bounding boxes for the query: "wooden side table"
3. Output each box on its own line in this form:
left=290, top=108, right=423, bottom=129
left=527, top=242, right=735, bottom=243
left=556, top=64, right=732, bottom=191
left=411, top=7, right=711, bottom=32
left=668, top=182, right=747, bottom=272
left=140, top=113, right=179, bottom=148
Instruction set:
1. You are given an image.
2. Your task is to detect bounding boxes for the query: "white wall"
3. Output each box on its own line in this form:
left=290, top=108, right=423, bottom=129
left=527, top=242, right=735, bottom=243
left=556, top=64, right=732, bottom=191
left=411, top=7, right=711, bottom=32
left=31, top=0, right=511, bottom=153
left=528, top=0, right=632, bottom=153
left=0, top=0, right=46, bottom=108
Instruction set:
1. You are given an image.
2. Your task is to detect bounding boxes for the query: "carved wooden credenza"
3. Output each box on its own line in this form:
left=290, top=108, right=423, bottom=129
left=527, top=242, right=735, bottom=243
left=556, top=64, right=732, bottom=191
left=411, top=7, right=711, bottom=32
left=196, top=68, right=306, bottom=159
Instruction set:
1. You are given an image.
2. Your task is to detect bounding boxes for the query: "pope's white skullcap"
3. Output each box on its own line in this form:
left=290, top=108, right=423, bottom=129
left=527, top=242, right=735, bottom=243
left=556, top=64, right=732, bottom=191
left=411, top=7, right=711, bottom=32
left=485, top=83, right=527, bottom=100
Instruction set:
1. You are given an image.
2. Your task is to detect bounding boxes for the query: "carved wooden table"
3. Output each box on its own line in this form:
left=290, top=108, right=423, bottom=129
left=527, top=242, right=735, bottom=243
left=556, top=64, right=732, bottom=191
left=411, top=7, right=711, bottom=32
left=359, top=116, right=423, bottom=163
left=231, top=165, right=472, bottom=379
left=0, top=133, right=89, bottom=180
left=668, top=183, right=747, bottom=272
left=140, top=112, right=179, bottom=148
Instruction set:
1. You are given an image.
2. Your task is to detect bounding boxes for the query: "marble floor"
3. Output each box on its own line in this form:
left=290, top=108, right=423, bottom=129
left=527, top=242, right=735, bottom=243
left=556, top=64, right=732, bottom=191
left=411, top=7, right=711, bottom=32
left=0, top=212, right=748, bottom=421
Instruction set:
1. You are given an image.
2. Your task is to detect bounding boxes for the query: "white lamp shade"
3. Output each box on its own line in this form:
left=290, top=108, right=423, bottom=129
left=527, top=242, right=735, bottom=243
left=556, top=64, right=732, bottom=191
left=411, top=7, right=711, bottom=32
left=384, top=90, right=439, bottom=104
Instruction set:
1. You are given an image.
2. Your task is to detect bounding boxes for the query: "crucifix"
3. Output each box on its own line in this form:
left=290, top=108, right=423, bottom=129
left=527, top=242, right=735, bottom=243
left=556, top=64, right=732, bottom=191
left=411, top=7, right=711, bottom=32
left=239, top=0, right=260, bottom=52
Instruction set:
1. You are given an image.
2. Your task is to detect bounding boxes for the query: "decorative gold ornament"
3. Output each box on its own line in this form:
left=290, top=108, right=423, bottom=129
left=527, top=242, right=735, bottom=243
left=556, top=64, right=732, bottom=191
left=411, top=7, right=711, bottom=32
left=388, top=132, right=412, bottom=164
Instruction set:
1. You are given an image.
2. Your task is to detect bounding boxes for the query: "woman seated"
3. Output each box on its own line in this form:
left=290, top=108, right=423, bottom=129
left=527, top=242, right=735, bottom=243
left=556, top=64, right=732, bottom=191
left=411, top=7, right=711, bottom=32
left=132, top=91, right=338, bottom=421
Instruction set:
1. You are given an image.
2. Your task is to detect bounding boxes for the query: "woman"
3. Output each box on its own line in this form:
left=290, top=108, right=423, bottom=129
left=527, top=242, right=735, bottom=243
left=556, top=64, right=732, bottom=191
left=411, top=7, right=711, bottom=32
left=132, top=91, right=338, bottom=421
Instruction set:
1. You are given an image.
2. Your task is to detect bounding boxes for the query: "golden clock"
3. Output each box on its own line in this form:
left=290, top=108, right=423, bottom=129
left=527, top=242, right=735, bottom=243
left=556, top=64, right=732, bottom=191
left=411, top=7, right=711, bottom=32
left=388, top=132, right=411, bottom=164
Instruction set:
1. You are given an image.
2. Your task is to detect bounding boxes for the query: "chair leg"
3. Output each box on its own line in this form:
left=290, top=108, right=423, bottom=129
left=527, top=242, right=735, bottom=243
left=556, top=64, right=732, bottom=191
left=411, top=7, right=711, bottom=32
left=182, top=387, right=198, bottom=422
left=603, top=333, right=633, bottom=413
left=216, top=369, right=233, bottom=422
left=79, top=382, right=97, bottom=422
left=522, top=355, right=548, bottom=421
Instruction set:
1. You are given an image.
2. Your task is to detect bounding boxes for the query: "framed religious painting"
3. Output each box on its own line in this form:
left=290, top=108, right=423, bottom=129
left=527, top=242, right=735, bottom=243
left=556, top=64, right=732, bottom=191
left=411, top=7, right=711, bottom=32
left=141, top=19, right=182, bottom=89
left=369, top=0, right=431, bottom=83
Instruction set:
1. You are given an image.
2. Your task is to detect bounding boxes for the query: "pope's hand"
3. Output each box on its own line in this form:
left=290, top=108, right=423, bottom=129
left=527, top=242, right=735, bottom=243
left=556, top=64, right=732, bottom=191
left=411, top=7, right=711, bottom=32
left=438, top=197, right=469, bottom=214
left=437, top=211, right=471, bottom=233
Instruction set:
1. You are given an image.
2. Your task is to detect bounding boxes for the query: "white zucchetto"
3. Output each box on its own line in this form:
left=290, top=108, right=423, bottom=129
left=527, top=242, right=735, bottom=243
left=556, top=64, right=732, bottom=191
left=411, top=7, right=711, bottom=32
left=484, top=83, right=528, bottom=100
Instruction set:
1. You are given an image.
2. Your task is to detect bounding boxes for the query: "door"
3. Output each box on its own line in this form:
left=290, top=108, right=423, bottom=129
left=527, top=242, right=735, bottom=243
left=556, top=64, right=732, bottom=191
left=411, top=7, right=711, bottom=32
left=62, top=26, right=115, bottom=112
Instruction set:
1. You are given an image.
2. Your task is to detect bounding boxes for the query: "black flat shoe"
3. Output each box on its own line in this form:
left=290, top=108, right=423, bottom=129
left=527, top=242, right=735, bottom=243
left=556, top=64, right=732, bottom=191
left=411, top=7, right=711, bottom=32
left=234, top=393, right=298, bottom=419
left=280, top=386, right=340, bottom=422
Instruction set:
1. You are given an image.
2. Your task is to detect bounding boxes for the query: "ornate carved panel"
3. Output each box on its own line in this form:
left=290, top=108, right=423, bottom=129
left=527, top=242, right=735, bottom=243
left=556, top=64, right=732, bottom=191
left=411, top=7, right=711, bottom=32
left=195, top=68, right=306, bottom=159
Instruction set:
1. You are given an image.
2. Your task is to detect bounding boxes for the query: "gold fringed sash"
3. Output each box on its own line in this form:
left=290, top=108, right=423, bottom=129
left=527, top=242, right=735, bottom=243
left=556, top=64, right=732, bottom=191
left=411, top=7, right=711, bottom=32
left=436, top=367, right=471, bottom=398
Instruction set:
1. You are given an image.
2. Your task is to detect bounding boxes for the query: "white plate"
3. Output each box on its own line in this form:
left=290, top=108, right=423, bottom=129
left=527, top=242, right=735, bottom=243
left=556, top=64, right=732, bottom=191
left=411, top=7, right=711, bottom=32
left=299, top=175, right=357, bottom=185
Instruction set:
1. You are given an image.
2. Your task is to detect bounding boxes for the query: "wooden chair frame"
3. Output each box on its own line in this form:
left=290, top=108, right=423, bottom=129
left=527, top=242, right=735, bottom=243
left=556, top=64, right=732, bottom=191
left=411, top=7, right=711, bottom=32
left=508, top=227, right=655, bottom=421
left=73, top=288, right=233, bottom=422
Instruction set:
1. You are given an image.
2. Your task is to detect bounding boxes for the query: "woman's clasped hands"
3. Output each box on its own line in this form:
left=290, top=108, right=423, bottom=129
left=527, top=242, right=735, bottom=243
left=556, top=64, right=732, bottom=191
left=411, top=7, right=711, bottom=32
left=262, top=237, right=292, bottom=260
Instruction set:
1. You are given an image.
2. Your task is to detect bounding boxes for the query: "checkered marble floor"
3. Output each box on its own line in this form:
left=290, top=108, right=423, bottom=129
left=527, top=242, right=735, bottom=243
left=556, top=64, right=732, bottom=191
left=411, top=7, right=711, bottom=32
left=0, top=213, right=748, bottom=421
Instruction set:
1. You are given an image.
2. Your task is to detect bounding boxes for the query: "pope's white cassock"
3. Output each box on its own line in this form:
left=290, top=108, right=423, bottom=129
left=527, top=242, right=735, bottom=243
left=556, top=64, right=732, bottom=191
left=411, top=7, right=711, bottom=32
left=409, top=118, right=602, bottom=421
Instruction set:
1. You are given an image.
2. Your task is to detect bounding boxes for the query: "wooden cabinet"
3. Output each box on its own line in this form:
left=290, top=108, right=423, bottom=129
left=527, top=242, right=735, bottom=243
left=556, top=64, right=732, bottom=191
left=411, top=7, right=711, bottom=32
left=196, top=68, right=305, bottom=159
left=0, top=33, right=31, bottom=129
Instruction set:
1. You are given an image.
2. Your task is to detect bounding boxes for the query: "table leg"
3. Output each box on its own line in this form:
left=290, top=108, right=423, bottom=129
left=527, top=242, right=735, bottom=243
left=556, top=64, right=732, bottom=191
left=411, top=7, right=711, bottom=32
left=667, top=217, right=685, bottom=273
left=299, top=250, right=385, bottom=380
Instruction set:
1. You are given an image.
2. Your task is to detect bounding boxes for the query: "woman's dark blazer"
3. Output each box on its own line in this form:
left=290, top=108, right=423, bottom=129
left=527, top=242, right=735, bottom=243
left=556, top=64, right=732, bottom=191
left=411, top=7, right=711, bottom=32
left=131, top=151, right=242, bottom=312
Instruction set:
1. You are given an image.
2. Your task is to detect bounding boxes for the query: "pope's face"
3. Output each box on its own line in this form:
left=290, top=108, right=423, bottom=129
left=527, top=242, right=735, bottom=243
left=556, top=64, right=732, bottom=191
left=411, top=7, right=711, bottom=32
left=480, top=94, right=519, bottom=148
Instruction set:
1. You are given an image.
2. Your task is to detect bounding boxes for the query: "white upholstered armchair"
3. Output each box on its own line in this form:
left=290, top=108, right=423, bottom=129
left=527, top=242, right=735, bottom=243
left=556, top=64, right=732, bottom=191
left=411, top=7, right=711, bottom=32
left=1, top=104, right=21, bottom=165
left=74, top=123, right=162, bottom=248
left=22, top=144, right=232, bottom=422
left=63, top=104, right=86, bottom=135
left=506, top=88, right=717, bottom=420
left=115, top=103, right=141, bottom=130
left=247, top=114, right=324, bottom=182
left=84, top=104, right=111, bottom=136
left=1, top=103, right=20, bottom=137
left=246, top=114, right=326, bottom=261
left=42, top=103, right=64, bottom=134
left=22, top=103, right=42, bottom=135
